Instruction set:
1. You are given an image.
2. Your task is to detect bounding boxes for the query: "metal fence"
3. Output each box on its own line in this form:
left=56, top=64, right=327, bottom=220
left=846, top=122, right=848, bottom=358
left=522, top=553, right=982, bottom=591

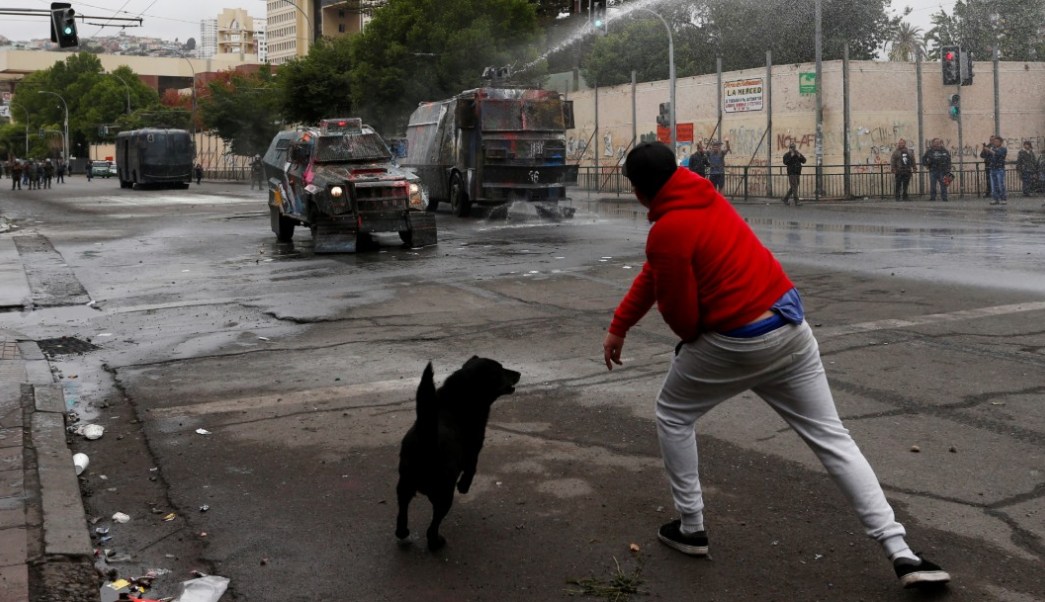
left=577, top=163, right=1033, bottom=201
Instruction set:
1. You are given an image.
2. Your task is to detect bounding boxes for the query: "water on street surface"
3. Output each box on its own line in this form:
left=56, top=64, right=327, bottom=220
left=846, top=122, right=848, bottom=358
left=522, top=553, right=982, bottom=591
left=1, top=179, right=1042, bottom=600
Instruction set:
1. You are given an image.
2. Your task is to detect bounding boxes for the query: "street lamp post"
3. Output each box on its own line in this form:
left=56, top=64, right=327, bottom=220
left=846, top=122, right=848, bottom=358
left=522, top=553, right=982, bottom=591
left=632, top=8, right=676, bottom=151
left=109, top=73, right=132, bottom=114
left=181, top=56, right=197, bottom=131
left=37, top=90, right=68, bottom=163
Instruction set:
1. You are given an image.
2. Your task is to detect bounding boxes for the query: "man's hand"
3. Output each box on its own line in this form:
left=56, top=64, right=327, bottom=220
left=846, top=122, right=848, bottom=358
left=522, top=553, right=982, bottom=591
left=603, top=333, right=625, bottom=370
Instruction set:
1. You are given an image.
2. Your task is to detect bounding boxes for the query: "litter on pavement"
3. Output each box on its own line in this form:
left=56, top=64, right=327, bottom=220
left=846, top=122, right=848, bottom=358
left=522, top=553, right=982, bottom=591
left=73, top=452, right=89, bottom=475
left=172, top=574, right=230, bottom=602
left=73, top=423, right=105, bottom=440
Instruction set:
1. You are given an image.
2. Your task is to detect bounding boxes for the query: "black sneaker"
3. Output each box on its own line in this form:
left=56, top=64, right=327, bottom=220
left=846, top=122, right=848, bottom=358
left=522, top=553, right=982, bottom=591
left=657, top=520, right=709, bottom=556
left=893, top=555, right=950, bottom=589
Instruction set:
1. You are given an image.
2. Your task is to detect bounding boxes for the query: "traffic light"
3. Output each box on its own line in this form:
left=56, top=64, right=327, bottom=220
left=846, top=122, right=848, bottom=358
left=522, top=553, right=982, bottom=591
left=959, top=50, right=974, bottom=85
left=948, top=94, right=960, bottom=121
left=50, top=5, right=78, bottom=48
left=592, top=1, right=607, bottom=35
left=942, top=46, right=960, bottom=86
left=656, top=102, right=670, bottom=127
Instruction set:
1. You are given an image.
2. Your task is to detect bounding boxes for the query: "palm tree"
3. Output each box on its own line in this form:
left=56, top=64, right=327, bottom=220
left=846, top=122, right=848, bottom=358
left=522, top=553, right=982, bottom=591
left=888, top=22, right=926, bottom=61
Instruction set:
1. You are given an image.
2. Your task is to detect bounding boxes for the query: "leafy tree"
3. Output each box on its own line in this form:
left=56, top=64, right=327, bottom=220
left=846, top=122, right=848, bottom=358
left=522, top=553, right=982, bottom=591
left=349, top=0, right=544, bottom=134
left=199, top=67, right=282, bottom=157
left=576, top=0, right=897, bottom=84
left=926, top=0, right=1044, bottom=61
left=10, top=53, right=163, bottom=157
left=83, top=66, right=161, bottom=139
left=924, top=12, right=960, bottom=60
left=277, top=35, right=354, bottom=125
left=580, top=15, right=712, bottom=86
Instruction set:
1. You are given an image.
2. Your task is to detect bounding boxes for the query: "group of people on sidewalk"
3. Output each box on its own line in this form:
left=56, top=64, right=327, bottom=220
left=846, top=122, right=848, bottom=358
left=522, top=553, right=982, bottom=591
left=685, top=139, right=731, bottom=192
left=683, top=135, right=1042, bottom=205
left=892, top=136, right=1042, bottom=205
left=4, top=158, right=67, bottom=190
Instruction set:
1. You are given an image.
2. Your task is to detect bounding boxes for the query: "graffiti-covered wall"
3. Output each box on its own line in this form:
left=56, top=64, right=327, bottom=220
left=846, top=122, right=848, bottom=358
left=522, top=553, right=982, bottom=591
left=562, top=59, right=1045, bottom=170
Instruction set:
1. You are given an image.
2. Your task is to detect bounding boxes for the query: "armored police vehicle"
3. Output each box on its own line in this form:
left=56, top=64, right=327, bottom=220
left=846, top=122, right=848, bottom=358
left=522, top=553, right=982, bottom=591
left=263, top=118, right=436, bottom=253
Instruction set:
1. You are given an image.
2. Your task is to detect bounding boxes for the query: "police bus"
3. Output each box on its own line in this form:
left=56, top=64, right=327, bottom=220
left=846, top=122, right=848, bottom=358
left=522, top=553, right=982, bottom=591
left=115, top=128, right=194, bottom=189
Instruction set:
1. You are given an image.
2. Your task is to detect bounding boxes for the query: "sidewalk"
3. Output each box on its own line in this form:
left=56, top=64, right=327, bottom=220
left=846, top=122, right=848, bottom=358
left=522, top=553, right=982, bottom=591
left=0, top=235, right=93, bottom=602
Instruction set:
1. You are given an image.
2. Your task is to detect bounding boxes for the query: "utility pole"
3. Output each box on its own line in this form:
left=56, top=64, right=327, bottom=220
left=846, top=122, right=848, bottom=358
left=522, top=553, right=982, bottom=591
left=814, top=0, right=823, bottom=199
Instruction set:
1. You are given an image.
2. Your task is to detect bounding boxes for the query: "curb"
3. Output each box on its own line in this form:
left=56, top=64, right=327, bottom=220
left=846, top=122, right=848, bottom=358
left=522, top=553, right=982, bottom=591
left=0, top=337, right=92, bottom=602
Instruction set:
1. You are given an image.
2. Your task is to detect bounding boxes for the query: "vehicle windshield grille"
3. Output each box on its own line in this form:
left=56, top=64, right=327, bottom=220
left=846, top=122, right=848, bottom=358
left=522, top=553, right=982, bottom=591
left=314, top=134, right=392, bottom=163
left=481, top=100, right=565, bottom=131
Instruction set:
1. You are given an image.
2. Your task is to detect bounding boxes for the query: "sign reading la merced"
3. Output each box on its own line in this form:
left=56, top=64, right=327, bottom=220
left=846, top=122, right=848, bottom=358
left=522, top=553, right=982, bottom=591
left=723, top=77, right=764, bottom=113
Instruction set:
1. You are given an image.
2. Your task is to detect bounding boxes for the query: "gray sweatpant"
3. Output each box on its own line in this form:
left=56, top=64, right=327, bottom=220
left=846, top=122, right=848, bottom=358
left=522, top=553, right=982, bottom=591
left=655, top=320, right=909, bottom=556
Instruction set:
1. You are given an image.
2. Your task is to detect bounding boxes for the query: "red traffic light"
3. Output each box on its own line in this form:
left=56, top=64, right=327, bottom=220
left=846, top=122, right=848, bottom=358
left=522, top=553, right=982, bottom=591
left=944, top=51, right=955, bottom=60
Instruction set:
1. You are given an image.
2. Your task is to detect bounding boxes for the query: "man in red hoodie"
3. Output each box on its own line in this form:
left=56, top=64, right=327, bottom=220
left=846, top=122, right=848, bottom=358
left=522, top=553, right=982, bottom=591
left=602, top=142, right=950, bottom=589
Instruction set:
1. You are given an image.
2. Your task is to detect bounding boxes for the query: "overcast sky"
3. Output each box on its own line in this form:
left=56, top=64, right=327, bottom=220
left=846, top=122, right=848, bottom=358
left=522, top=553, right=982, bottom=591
left=0, top=0, right=957, bottom=45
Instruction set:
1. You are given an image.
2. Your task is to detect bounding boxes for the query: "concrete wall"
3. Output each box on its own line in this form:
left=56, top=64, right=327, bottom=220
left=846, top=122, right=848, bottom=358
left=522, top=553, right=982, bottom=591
left=564, top=59, right=1045, bottom=170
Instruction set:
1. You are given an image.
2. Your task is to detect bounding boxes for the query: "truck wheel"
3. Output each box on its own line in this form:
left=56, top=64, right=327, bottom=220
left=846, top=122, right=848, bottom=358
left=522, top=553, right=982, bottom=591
left=398, top=230, right=413, bottom=246
left=449, top=173, right=471, bottom=217
left=271, top=205, right=294, bottom=242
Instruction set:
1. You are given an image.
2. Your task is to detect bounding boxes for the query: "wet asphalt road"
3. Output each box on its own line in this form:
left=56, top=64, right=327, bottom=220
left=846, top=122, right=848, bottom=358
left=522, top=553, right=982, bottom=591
left=1, top=178, right=1043, bottom=601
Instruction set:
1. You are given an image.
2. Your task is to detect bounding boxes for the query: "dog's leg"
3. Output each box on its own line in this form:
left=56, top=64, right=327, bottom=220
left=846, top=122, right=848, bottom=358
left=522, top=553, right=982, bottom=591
left=426, top=488, right=453, bottom=551
left=395, top=479, right=414, bottom=541
left=457, top=468, right=475, bottom=494
left=457, top=442, right=483, bottom=494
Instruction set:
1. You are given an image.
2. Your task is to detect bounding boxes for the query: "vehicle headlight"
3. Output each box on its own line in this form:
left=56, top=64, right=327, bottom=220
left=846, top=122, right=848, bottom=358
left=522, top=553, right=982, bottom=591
left=330, top=185, right=344, bottom=198
left=408, top=182, right=427, bottom=210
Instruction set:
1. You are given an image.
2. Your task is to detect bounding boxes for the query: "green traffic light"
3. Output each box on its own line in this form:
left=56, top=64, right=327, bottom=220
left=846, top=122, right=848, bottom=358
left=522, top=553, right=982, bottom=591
left=63, top=26, right=74, bottom=35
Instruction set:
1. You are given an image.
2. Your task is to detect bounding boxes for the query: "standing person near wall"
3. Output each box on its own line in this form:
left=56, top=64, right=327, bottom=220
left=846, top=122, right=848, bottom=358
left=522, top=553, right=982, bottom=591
left=1016, top=141, right=1038, bottom=198
left=601, top=141, right=952, bottom=590
left=780, top=143, right=806, bottom=206
left=921, top=138, right=952, bottom=202
left=687, top=142, right=709, bottom=179
left=9, top=160, right=22, bottom=190
left=1038, top=147, right=1045, bottom=196
left=706, top=140, right=730, bottom=191
left=982, top=136, right=1008, bottom=205
left=43, top=159, right=54, bottom=189
left=979, top=144, right=993, bottom=198
left=194, top=163, right=204, bottom=186
left=890, top=139, right=917, bottom=201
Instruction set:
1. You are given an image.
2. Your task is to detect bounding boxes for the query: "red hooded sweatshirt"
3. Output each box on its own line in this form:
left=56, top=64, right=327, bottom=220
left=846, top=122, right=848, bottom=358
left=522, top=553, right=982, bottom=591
left=608, top=168, right=794, bottom=342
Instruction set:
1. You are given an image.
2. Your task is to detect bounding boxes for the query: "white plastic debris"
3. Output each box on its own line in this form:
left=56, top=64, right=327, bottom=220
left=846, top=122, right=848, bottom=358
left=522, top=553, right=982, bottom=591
left=195, top=428, right=212, bottom=435
left=73, top=453, right=89, bottom=475
left=112, top=512, right=131, bottom=523
left=75, top=424, right=105, bottom=440
left=172, top=574, right=230, bottom=602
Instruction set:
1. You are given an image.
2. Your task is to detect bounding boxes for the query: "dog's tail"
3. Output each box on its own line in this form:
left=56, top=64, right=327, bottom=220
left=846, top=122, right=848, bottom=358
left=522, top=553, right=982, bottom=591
left=416, top=362, right=438, bottom=444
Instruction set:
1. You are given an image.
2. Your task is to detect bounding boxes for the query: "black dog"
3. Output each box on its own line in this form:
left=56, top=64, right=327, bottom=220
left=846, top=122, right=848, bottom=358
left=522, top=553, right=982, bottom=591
left=395, top=357, right=521, bottom=551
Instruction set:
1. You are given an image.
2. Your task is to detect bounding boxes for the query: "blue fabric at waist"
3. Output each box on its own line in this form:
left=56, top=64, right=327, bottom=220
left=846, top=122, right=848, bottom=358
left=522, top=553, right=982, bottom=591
left=719, top=312, right=789, bottom=338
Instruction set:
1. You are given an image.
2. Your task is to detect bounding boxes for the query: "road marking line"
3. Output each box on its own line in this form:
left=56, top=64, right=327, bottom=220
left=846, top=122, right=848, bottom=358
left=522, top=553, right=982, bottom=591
left=817, top=300, right=1045, bottom=338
